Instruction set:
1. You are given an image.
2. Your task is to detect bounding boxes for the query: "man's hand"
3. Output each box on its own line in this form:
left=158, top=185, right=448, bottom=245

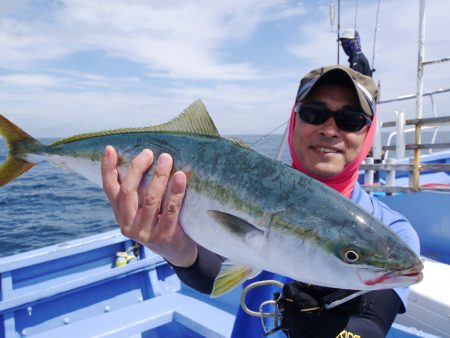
left=101, top=145, right=198, bottom=267
left=280, top=282, right=362, bottom=338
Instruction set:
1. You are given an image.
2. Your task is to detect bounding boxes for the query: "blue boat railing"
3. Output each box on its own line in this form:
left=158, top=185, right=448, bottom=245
left=0, top=230, right=237, bottom=338
left=360, top=88, right=450, bottom=193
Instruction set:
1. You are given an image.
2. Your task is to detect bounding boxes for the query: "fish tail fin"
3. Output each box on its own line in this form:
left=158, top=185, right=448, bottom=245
left=0, top=115, right=41, bottom=186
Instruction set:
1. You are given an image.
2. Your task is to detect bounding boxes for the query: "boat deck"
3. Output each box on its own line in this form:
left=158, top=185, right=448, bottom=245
left=1, top=229, right=448, bottom=338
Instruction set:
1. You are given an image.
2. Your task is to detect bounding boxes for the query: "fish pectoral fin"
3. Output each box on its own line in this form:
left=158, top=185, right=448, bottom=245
left=211, top=260, right=261, bottom=298
left=207, top=210, right=264, bottom=236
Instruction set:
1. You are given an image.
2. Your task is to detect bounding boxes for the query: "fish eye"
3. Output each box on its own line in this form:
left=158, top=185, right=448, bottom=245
left=345, top=250, right=359, bottom=262
left=336, top=246, right=362, bottom=264
left=339, top=247, right=362, bottom=264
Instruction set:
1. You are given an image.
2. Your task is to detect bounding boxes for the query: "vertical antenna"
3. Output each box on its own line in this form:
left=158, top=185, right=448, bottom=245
left=371, top=0, right=382, bottom=73
left=330, top=2, right=336, bottom=27
left=337, top=0, right=341, bottom=63
left=353, top=0, right=359, bottom=30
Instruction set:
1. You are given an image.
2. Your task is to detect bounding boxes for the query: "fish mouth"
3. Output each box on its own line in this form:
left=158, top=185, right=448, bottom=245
left=360, top=260, right=424, bottom=287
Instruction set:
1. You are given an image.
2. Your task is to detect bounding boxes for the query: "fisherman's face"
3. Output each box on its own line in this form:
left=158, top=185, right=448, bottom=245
left=340, top=38, right=354, bottom=56
left=291, top=83, right=368, bottom=178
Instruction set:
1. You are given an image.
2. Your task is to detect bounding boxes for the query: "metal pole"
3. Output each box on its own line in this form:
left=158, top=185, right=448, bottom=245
left=364, top=157, right=374, bottom=186
left=385, top=158, right=396, bottom=187
left=429, top=95, right=439, bottom=153
left=353, top=0, right=359, bottom=31
left=379, top=87, right=450, bottom=104
left=373, top=116, right=382, bottom=159
left=396, top=111, right=406, bottom=159
left=371, top=0, right=382, bottom=72
left=372, top=80, right=382, bottom=159
left=413, top=0, right=426, bottom=191
left=337, top=0, right=341, bottom=64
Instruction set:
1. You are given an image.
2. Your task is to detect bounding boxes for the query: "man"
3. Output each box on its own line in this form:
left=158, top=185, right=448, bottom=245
left=339, top=29, right=373, bottom=77
left=101, top=65, right=419, bottom=337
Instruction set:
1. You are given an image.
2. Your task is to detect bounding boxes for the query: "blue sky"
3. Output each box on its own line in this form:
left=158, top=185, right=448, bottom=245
left=0, top=0, right=449, bottom=137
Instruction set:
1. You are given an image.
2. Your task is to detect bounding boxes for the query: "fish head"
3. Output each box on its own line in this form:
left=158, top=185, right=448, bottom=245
left=329, top=230, right=423, bottom=289
left=271, top=209, right=423, bottom=290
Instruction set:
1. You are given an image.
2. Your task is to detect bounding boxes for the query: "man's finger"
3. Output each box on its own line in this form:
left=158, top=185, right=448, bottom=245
left=139, top=153, right=173, bottom=228
left=159, top=171, right=187, bottom=235
left=101, top=145, right=120, bottom=208
left=119, top=149, right=154, bottom=225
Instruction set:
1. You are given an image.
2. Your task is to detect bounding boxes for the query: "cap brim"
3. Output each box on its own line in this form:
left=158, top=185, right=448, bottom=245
left=298, top=67, right=373, bottom=117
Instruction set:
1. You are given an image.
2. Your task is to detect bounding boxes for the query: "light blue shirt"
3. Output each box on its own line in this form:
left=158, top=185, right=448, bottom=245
left=230, top=182, right=420, bottom=337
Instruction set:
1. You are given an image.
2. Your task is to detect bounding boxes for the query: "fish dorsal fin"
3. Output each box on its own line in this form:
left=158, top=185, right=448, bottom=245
left=158, top=99, right=220, bottom=137
left=50, top=99, right=220, bottom=146
left=228, top=137, right=252, bottom=149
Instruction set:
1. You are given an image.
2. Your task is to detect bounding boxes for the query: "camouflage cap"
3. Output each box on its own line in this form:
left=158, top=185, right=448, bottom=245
left=296, top=65, right=378, bottom=117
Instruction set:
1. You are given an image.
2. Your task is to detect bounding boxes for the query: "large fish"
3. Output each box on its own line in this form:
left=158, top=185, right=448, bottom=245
left=0, top=100, right=423, bottom=296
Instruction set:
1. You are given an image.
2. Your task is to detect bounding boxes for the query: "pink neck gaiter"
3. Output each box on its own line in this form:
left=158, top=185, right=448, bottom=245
left=288, top=105, right=376, bottom=198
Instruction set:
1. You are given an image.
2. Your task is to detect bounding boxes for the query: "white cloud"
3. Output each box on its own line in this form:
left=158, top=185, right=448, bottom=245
left=0, top=0, right=301, bottom=80
left=0, top=19, right=71, bottom=67
left=0, top=77, right=296, bottom=137
left=0, top=0, right=449, bottom=137
left=0, top=74, right=65, bottom=87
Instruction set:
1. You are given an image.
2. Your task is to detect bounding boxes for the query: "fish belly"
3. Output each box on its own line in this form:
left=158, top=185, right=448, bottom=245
left=180, top=189, right=270, bottom=268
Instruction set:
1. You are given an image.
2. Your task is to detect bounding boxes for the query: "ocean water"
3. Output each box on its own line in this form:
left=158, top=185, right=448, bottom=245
left=0, top=135, right=290, bottom=258
left=1, top=130, right=449, bottom=258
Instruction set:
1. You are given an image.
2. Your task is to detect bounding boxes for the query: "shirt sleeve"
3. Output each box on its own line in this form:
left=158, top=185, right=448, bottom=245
left=351, top=183, right=420, bottom=313
left=386, top=213, right=420, bottom=313
left=170, top=245, right=224, bottom=294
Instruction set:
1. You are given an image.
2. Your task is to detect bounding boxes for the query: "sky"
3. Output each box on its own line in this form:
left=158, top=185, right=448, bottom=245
left=0, top=0, right=449, bottom=137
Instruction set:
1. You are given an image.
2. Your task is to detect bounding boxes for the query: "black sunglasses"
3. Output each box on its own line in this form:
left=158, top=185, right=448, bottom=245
left=297, top=102, right=372, bottom=132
